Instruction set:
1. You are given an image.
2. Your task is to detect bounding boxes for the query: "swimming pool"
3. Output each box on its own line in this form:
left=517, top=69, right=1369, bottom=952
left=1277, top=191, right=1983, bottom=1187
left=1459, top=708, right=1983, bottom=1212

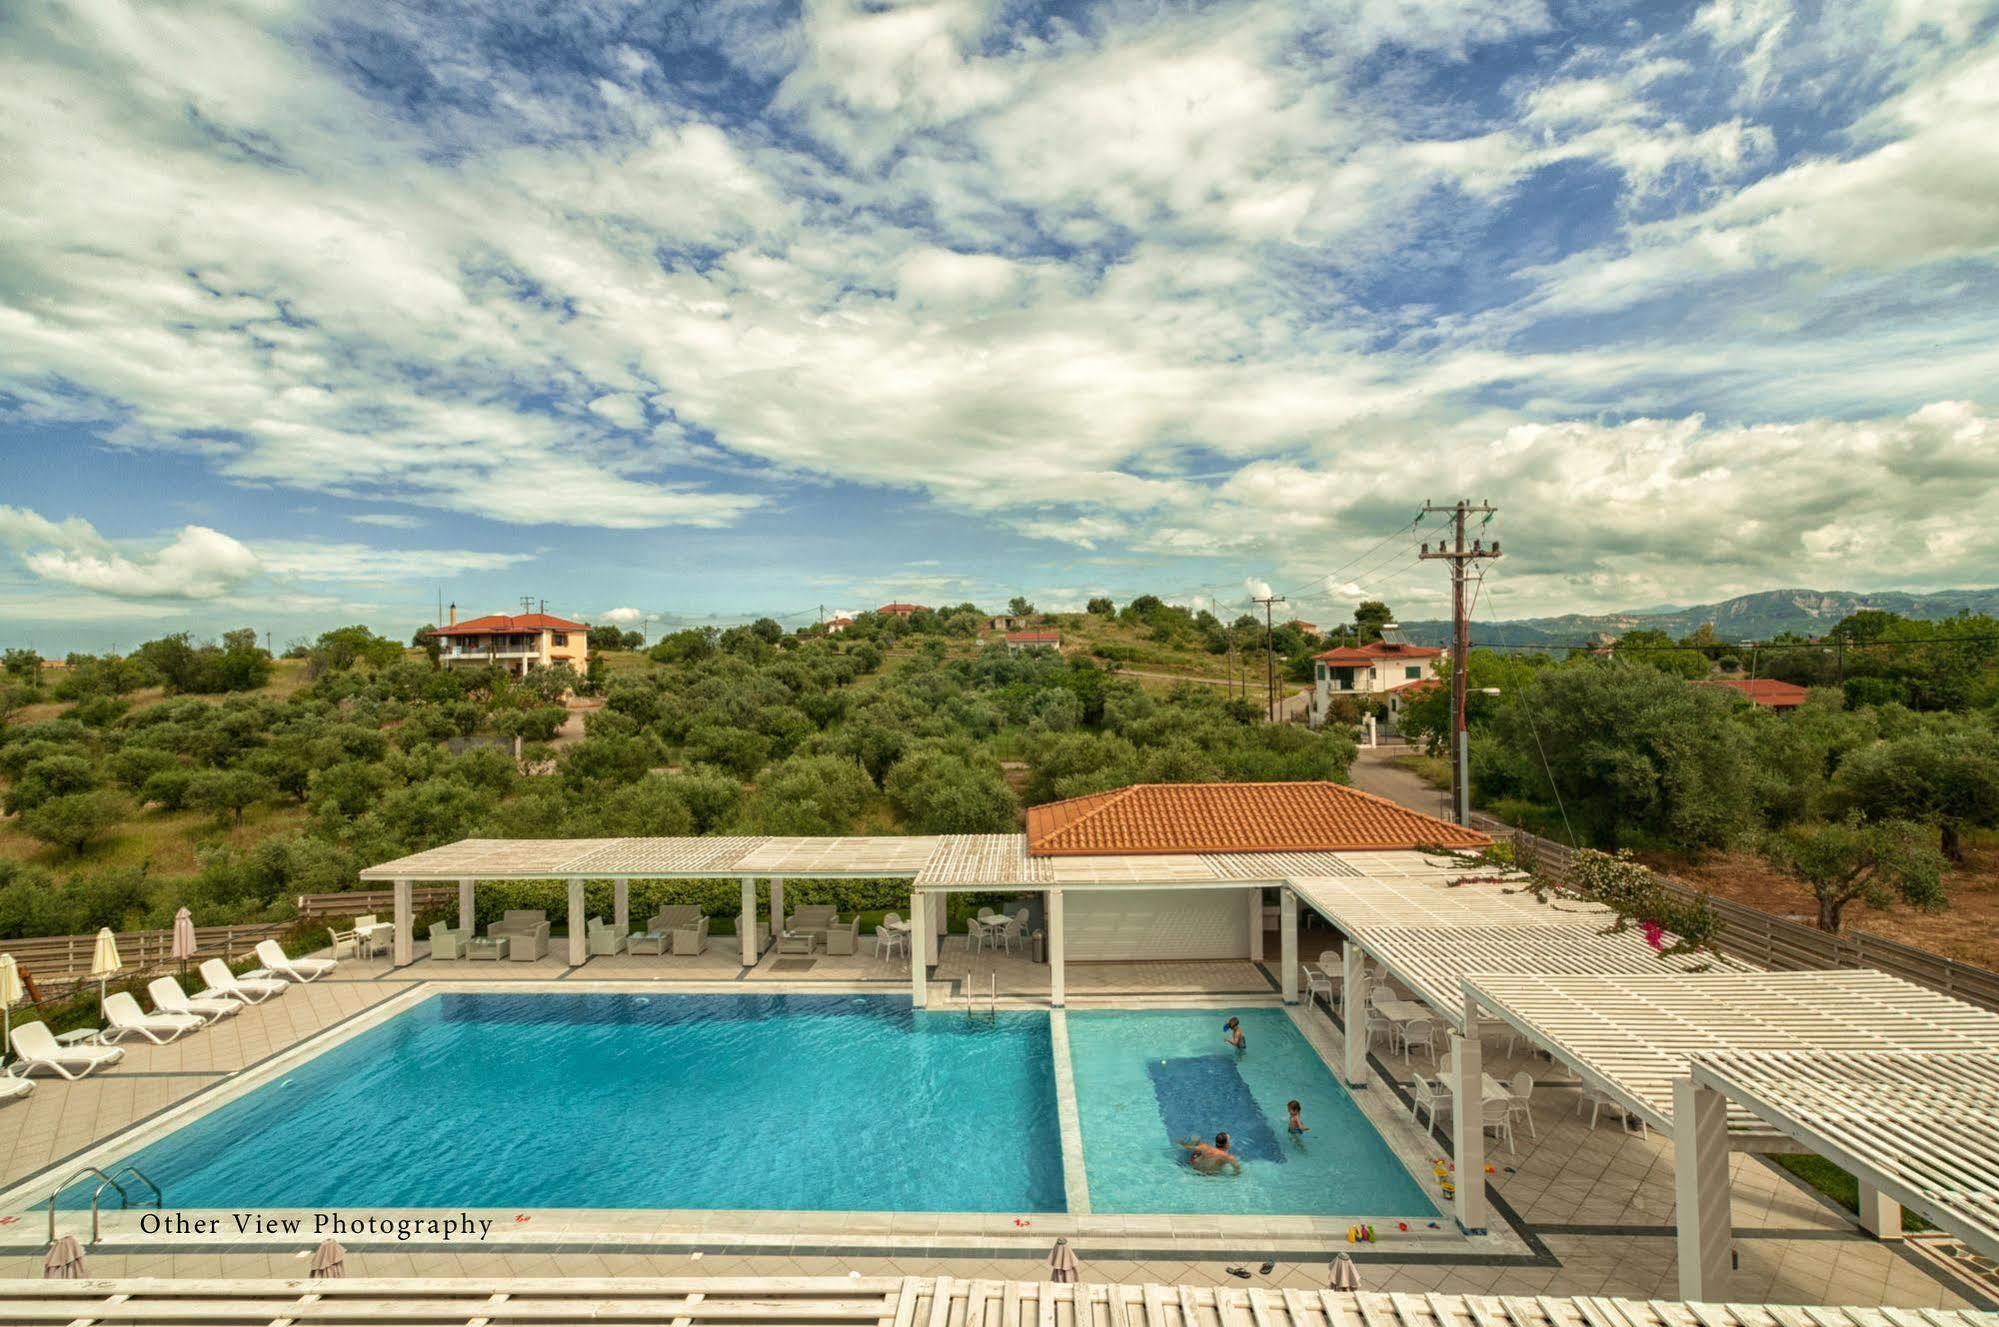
left=57, top=994, right=1436, bottom=1221
left=62, top=993, right=1065, bottom=1213
left=1065, top=1009, right=1439, bottom=1218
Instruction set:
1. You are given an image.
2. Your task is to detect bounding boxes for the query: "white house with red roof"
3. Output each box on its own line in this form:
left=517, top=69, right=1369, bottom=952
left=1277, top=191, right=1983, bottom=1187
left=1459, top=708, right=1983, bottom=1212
left=1307, top=628, right=1445, bottom=731
left=430, top=605, right=589, bottom=676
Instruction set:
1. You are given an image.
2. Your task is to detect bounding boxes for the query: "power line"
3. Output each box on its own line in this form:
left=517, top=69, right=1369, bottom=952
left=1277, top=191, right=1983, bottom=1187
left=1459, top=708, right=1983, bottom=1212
left=1252, top=592, right=1286, bottom=723
left=1420, top=499, right=1502, bottom=827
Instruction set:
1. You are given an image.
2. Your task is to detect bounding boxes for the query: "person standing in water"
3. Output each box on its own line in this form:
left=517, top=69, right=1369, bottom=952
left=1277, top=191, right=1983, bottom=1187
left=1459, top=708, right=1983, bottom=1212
left=1286, top=1099, right=1309, bottom=1146
left=1224, top=1016, right=1246, bottom=1053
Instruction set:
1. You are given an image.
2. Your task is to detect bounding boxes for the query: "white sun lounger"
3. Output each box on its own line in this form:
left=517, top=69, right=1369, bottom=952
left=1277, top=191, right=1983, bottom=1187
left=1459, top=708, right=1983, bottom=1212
left=0, top=1076, right=32, bottom=1103
left=254, top=940, right=337, bottom=983
left=198, top=959, right=286, bottom=1005
left=7, top=1022, right=124, bottom=1080
left=101, top=992, right=203, bottom=1045
left=148, top=976, right=240, bottom=1024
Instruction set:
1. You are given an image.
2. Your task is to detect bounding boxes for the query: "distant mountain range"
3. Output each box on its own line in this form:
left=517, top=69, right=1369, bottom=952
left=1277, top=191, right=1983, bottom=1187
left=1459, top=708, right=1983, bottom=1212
left=1396, top=587, right=1999, bottom=649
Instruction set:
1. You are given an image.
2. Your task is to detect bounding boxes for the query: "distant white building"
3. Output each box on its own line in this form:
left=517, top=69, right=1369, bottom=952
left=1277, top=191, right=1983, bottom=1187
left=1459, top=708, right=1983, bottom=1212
left=1307, top=628, right=1445, bottom=733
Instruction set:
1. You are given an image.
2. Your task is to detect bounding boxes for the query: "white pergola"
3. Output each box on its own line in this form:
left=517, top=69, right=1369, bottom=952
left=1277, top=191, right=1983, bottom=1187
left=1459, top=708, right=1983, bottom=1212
left=358, top=835, right=1474, bottom=1011
left=1289, top=874, right=1747, bottom=1235
left=1692, top=1048, right=1999, bottom=1265
left=1460, top=971, right=1999, bottom=1301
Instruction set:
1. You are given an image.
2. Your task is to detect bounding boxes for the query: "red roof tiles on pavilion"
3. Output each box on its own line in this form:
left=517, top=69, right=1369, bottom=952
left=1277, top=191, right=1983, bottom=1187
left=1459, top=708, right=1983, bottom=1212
left=1024, top=781, right=1488, bottom=856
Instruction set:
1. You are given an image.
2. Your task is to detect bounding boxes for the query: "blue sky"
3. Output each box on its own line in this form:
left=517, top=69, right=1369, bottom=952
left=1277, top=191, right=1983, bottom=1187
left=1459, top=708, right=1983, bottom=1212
left=1, top=0, right=1996, bottom=652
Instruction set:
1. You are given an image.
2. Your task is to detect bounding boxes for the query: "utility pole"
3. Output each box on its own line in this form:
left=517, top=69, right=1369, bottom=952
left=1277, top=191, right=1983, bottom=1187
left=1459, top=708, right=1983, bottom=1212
left=519, top=595, right=535, bottom=615
left=1420, top=500, right=1501, bottom=826
left=1253, top=592, right=1286, bottom=723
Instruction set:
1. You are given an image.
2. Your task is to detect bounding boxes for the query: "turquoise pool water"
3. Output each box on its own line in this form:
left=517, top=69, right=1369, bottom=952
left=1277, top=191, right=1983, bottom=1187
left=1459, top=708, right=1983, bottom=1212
left=62, top=993, right=1065, bottom=1213
left=60, top=996, right=1435, bottom=1218
left=1065, top=1009, right=1440, bottom=1217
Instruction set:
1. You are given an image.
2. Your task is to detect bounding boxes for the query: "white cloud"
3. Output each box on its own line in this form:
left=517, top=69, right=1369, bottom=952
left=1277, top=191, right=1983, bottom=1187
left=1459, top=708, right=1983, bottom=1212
left=599, top=606, right=644, bottom=625
left=255, top=542, right=533, bottom=582
left=0, top=508, right=260, bottom=600
left=348, top=512, right=425, bottom=529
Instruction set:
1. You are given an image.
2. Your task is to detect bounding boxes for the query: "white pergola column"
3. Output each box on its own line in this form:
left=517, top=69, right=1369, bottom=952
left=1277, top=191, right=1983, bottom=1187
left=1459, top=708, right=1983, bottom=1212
left=1342, top=944, right=1369, bottom=1086
left=1279, top=887, right=1299, bottom=1004
left=1451, top=992, right=1486, bottom=1232
left=392, top=878, right=413, bottom=967
left=739, top=877, right=758, bottom=967
left=1048, top=888, right=1066, bottom=1008
left=1857, top=1182, right=1902, bottom=1240
left=458, top=878, right=475, bottom=932
left=930, top=893, right=946, bottom=962
left=566, top=877, right=586, bottom=967
left=1674, top=1077, right=1733, bottom=1302
left=613, top=879, right=629, bottom=939
left=909, top=891, right=929, bottom=1009
left=1246, top=889, right=1264, bottom=963
left=770, top=878, right=786, bottom=940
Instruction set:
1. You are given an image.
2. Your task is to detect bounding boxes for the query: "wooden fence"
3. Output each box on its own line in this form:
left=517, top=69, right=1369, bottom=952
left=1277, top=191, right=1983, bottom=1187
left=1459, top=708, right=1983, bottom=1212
left=0, top=922, right=292, bottom=994
left=1469, top=812, right=1999, bottom=1014
left=293, top=886, right=457, bottom=921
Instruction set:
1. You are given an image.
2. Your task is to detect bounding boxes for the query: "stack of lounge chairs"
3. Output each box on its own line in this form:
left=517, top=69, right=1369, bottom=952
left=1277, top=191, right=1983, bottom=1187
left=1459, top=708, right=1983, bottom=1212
left=3, top=943, right=336, bottom=1092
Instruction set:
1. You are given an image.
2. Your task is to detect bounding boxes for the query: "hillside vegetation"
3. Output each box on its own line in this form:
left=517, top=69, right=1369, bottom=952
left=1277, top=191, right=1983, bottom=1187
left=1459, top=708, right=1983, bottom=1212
left=0, top=601, right=1357, bottom=940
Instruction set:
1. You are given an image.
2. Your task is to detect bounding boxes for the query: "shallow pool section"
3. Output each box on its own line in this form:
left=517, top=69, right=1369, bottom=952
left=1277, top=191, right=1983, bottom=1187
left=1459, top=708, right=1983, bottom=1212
left=1066, top=1009, right=1439, bottom=1218
left=64, top=993, right=1064, bottom=1213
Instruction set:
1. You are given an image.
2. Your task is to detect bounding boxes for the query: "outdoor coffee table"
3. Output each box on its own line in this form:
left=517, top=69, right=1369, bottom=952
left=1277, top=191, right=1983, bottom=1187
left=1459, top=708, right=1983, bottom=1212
left=778, top=930, right=817, bottom=955
left=466, top=936, right=510, bottom=961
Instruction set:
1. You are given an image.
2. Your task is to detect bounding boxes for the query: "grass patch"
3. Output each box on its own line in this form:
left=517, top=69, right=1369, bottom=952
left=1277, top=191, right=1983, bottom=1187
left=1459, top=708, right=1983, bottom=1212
left=1393, top=752, right=1452, bottom=788
left=1771, top=1153, right=1930, bottom=1232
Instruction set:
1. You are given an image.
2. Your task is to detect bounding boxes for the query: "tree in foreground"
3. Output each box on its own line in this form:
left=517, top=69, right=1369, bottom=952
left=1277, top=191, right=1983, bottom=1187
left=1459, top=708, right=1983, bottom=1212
left=1767, top=817, right=1945, bottom=933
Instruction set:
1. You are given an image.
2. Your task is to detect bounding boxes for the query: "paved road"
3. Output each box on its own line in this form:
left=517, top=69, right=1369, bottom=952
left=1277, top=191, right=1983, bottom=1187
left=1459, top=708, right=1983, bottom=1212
left=1349, top=747, right=1455, bottom=820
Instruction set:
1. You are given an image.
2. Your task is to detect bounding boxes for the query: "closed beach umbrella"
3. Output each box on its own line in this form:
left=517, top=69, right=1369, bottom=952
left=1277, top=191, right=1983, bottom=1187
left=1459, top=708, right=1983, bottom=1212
left=43, top=1234, right=85, bottom=1279
left=0, top=954, right=20, bottom=1060
left=1329, top=1253, right=1360, bottom=1291
left=171, top=908, right=197, bottom=973
left=1046, top=1237, right=1078, bottom=1284
left=308, top=1238, right=346, bottom=1279
left=89, top=929, right=121, bottom=1026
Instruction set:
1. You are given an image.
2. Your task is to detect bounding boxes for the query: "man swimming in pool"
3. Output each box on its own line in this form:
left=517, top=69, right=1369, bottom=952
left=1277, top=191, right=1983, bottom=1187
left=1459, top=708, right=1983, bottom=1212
left=1178, top=1132, right=1242, bottom=1175
left=1223, top=1017, right=1246, bottom=1053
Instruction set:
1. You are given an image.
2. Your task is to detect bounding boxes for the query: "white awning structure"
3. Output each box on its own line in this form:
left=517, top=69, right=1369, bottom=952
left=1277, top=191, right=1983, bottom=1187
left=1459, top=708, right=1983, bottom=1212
left=3, top=1277, right=1991, bottom=1327
left=1459, top=970, right=1999, bottom=1302
left=1692, top=1048, right=1999, bottom=1263
left=1463, top=971, right=1999, bottom=1143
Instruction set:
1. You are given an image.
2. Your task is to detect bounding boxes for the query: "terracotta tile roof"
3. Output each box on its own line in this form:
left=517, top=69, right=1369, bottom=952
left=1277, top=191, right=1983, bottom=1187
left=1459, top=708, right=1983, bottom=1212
left=1025, top=781, right=1488, bottom=856
left=1701, top=677, right=1811, bottom=707
left=1007, top=630, right=1061, bottom=644
left=433, top=612, right=587, bottom=636
left=876, top=602, right=927, bottom=615
left=1313, top=641, right=1444, bottom=665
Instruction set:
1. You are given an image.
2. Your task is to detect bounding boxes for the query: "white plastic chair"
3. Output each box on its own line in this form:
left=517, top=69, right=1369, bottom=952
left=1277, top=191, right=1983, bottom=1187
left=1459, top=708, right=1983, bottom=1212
left=102, top=992, right=202, bottom=1045
left=148, top=976, right=239, bottom=1025
left=1507, top=1070, right=1537, bottom=1140
left=966, top=917, right=989, bottom=954
left=1410, top=1075, right=1451, bottom=1130
left=1481, top=1096, right=1516, bottom=1153
left=1004, top=908, right=1028, bottom=953
left=199, top=958, right=286, bottom=1004
left=1397, top=1015, right=1441, bottom=1064
left=874, top=924, right=905, bottom=960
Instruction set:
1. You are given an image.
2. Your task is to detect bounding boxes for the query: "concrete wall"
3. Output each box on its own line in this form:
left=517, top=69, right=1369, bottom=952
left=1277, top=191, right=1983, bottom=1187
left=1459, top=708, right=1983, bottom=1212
left=1064, top=888, right=1249, bottom=961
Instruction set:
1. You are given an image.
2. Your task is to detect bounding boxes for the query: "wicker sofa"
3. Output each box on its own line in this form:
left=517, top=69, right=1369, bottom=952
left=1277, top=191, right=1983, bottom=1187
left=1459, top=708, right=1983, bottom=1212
left=631, top=905, right=708, bottom=956
left=428, top=922, right=468, bottom=961
left=823, top=916, right=861, bottom=956
left=786, top=904, right=839, bottom=945
left=489, top=910, right=551, bottom=961
left=586, top=916, right=625, bottom=956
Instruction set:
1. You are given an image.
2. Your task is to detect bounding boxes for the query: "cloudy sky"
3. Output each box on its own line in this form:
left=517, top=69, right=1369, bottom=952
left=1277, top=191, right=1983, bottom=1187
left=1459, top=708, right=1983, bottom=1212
left=2, top=0, right=1996, bottom=651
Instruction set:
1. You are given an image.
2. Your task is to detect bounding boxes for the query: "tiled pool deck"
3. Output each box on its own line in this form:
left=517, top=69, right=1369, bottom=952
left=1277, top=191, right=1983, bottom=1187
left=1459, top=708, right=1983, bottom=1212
left=0, top=939, right=1982, bottom=1310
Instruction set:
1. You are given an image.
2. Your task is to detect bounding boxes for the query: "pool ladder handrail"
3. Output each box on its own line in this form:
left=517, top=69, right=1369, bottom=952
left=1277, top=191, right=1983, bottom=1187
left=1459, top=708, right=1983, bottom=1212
left=47, top=1163, right=162, bottom=1243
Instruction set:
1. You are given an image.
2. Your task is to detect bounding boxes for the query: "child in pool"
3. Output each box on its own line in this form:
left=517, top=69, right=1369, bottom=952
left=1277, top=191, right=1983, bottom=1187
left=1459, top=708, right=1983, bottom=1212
left=1224, top=1016, right=1246, bottom=1053
left=1287, top=1099, right=1308, bottom=1145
